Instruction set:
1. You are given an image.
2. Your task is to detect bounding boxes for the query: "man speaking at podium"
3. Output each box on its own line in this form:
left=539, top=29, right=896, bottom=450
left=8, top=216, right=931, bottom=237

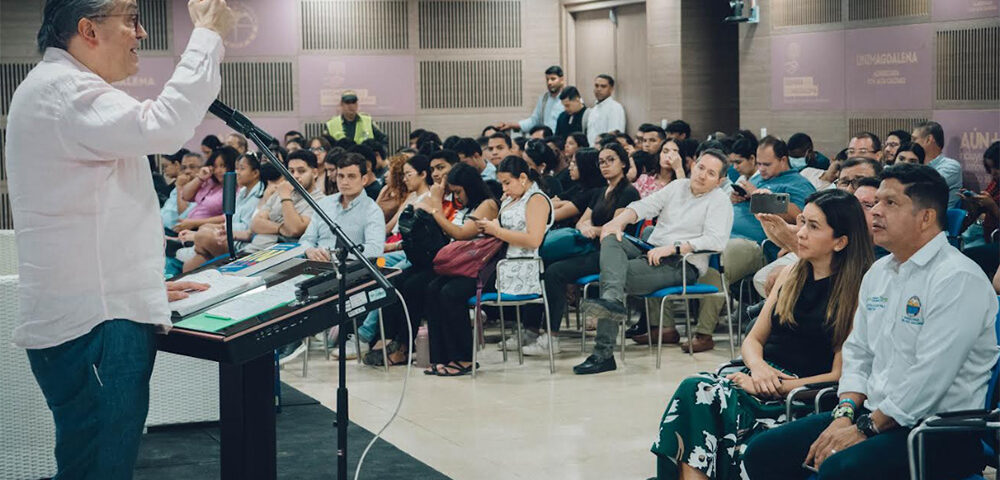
left=5, top=0, right=234, bottom=477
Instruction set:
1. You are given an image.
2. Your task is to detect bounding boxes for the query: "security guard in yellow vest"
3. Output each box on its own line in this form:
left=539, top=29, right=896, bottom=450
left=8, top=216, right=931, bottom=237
left=325, top=90, right=387, bottom=145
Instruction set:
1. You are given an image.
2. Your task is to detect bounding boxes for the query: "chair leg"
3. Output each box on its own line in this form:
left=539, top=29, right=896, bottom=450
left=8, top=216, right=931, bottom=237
left=620, top=300, right=628, bottom=365
left=542, top=296, right=555, bottom=374
left=302, top=337, right=309, bottom=377
left=472, top=306, right=479, bottom=378
left=324, top=328, right=331, bottom=361
left=515, top=305, right=524, bottom=365
left=657, top=298, right=666, bottom=369
left=498, top=304, right=508, bottom=363
left=377, top=309, right=389, bottom=373
left=579, top=284, right=588, bottom=353
left=683, top=299, right=694, bottom=358
left=352, top=318, right=362, bottom=365
left=723, top=288, right=736, bottom=360
left=645, top=299, right=653, bottom=354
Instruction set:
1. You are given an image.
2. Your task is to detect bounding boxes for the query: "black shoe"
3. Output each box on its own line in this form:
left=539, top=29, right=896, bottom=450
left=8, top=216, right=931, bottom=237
left=746, top=299, right=765, bottom=320
left=583, top=298, right=626, bottom=322
left=624, top=322, right=648, bottom=339
left=573, top=354, right=617, bottom=375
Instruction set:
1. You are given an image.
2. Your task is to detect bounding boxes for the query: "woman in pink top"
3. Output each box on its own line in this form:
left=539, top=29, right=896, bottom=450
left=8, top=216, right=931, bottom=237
left=175, top=146, right=239, bottom=231
left=633, top=138, right=687, bottom=198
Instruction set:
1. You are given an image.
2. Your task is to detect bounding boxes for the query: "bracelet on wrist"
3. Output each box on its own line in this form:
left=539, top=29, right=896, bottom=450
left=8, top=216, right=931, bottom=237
left=838, top=398, right=857, bottom=410
left=831, top=404, right=855, bottom=422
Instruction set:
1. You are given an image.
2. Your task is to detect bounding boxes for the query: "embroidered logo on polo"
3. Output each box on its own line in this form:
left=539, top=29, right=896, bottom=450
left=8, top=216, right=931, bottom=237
left=865, top=295, right=888, bottom=312
left=902, top=296, right=923, bottom=325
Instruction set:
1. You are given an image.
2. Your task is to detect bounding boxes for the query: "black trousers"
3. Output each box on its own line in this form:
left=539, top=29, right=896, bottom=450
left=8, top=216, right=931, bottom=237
left=743, top=413, right=985, bottom=480
left=426, top=273, right=496, bottom=365
left=522, top=251, right=601, bottom=333
left=379, top=267, right=437, bottom=346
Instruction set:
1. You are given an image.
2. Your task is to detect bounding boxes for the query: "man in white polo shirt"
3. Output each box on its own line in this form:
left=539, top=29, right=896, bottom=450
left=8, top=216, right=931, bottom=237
left=5, top=0, right=233, bottom=477
left=744, top=163, right=997, bottom=480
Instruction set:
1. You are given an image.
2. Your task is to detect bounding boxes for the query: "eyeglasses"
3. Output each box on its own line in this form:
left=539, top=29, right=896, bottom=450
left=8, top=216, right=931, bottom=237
left=310, top=147, right=326, bottom=153
left=883, top=141, right=900, bottom=149
left=91, top=12, right=141, bottom=33
left=835, top=177, right=866, bottom=188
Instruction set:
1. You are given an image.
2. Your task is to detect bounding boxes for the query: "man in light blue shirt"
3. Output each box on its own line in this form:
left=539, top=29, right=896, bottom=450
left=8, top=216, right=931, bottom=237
left=912, top=121, right=963, bottom=207
left=495, top=65, right=565, bottom=135
left=301, top=153, right=386, bottom=260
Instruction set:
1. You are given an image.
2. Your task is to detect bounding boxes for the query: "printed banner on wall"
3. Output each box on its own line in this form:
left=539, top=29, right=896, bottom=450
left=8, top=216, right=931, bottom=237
left=182, top=117, right=303, bottom=153
left=845, top=24, right=933, bottom=111
left=298, top=55, right=417, bottom=118
left=173, top=0, right=297, bottom=57
left=771, top=30, right=846, bottom=110
left=112, top=56, right=176, bottom=102
left=933, top=110, right=1000, bottom=191
left=933, top=0, right=1000, bottom=21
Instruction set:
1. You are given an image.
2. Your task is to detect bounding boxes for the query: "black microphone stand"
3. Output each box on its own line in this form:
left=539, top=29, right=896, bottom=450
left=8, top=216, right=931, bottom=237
left=222, top=171, right=237, bottom=261
left=209, top=100, right=394, bottom=479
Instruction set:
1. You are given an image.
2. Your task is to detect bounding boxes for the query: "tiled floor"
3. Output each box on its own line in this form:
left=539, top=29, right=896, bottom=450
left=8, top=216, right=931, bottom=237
left=283, top=329, right=733, bottom=480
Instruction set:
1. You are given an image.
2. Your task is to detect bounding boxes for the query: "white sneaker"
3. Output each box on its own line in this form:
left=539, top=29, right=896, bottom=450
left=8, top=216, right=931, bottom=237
left=278, top=340, right=307, bottom=365
left=523, top=333, right=560, bottom=356
left=331, top=334, right=367, bottom=360
left=498, top=331, right=538, bottom=351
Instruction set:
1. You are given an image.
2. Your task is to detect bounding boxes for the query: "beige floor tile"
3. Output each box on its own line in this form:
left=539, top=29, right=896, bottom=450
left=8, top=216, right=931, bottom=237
left=285, top=335, right=733, bottom=480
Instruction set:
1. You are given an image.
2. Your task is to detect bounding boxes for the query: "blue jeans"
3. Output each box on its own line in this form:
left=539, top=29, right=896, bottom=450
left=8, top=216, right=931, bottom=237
left=26, top=319, right=157, bottom=480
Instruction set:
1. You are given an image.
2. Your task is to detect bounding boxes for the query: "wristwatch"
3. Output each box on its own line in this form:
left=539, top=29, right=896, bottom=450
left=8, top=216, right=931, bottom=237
left=855, top=413, right=879, bottom=437
left=674, top=241, right=682, bottom=256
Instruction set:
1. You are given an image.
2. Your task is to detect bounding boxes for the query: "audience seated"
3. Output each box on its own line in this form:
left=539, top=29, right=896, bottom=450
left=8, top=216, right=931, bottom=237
left=961, top=141, right=1000, bottom=278
left=665, top=120, right=691, bottom=141
left=300, top=153, right=385, bottom=261
left=424, top=156, right=553, bottom=377
left=454, top=136, right=495, bottom=181
left=912, top=121, right=963, bottom=207
left=787, top=132, right=829, bottom=171
left=552, top=148, right=607, bottom=225
left=385, top=154, right=433, bottom=244
left=638, top=123, right=667, bottom=155
left=832, top=157, right=882, bottom=192
left=161, top=152, right=204, bottom=233
left=366, top=163, right=501, bottom=367
left=183, top=151, right=265, bottom=271
left=308, top=136, right=333, bottom=191
left=574, top=149, right=732, bottom=374
left=882, top=129, right=911, bottom=163
left=635, top=137, right=686, bottom=198
left=245, top=149, right=324, bottom=252
left=652, top=188, right=874, bottom=480
left=200, top=134, right=222, bottom=157
left=523, top=138, right=564, bottom=197
left=226, top=133, right=248, bottom=154
left=374, top=153, right=410, bottom=222
left=175, top=146, right=239, bottom=233
left=892, top=142, right=924, bottom=164
left=725, top=136, right=815, bottom=292
left=485, top=132, right=513, bottom=168
left=519, top=143, right=639, bottom=355
left=743, top=163, right=998, bottom=480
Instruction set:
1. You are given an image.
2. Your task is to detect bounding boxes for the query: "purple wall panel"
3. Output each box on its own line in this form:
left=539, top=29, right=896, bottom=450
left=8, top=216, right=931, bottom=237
left=298, top=55, right=417, bottom=118
left=845, top=24, right=933, bottom=111
left=933, top=0, right=1000, bottom=21
left=771, top=30, right=846, bottom=110
left=173, top=0, right=297, bottom=57
left=933, top=110, right=1000, bottom=190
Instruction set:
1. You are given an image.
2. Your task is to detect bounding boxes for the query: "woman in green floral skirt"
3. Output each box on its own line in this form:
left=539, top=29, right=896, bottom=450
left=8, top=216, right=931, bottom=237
left=652, top=189, right=875, bottom=479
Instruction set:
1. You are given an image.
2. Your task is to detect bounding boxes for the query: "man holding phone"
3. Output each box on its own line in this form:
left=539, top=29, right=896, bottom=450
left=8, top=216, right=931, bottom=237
left=725, top=136, right=816, bottom=286
left=6, top=0, right=234, bottom=477
left=573, top=150, right=733, bottom=375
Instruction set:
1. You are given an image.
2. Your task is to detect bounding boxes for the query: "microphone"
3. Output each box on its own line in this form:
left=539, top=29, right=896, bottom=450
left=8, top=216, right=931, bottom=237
left=222, top=170, right=237, bottom=259
left=209, top=99, right=277, bottom=146
left=223, top=171, right=237, bottom=215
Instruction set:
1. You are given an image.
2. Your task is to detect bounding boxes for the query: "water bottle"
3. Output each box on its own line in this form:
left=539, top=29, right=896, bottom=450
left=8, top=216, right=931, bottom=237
left=415, top=325, right=430, bottom=368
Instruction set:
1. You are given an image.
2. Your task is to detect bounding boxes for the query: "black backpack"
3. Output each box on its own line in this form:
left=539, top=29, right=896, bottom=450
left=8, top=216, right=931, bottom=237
left=397, top=205, right=449, bottom=269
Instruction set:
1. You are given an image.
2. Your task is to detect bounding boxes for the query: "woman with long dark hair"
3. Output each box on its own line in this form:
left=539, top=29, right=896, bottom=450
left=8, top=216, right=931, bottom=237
left=423, top=156, right=553, bottom=376
left=174, top=145, right=240, bottom=232
left=635, top=138, right=686, bottom=198
left=552, top=148, right=607, bottom=225
left=651, top=189, right=875, bottom=480
left=365, top=163, right=501, bottom=366
left=518, top=142, right=640, bottom=355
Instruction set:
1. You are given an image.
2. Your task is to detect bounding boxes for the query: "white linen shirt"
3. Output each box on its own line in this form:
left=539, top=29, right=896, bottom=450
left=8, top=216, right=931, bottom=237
left=6, top=29, right=224, bottom=349
left=585, top=95, right=626, bottom=145
left=838, top=232, right=999, bottom=427
left=625, top=179, right=734, bottom=277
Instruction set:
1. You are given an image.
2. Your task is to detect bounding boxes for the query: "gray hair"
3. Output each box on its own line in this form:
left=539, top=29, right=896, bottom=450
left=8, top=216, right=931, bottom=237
left=38, top=0, right=115, bottom=53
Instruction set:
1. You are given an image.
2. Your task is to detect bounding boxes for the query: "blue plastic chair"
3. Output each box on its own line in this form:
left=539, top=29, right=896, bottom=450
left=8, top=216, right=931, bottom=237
left=466, top=258, right=554, bottom=376
left=635, top=251, right=735, bottom=368
left=906, top=296, right=1000, bottom=480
